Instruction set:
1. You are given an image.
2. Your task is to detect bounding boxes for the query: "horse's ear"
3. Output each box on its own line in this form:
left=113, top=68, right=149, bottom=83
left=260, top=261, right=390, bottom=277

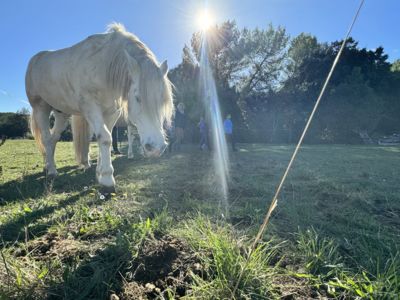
left=160, top=60, right=168, bottom=76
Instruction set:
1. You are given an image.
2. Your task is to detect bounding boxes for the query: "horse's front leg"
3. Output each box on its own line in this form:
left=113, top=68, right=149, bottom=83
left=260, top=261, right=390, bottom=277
left=96, top=126, right=115, bottom=191
left=84, top=109, right=116, bottom=192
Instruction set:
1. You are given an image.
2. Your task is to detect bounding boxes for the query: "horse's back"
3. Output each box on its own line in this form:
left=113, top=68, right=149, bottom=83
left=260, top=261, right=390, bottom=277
left=28, top=33, right=111, bottom=73
left=25, top=33, right=114, bottom=112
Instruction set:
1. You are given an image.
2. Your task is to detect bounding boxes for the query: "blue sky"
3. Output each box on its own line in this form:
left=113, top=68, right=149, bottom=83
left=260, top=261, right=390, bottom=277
left=0, top=0, right=399, bottom=112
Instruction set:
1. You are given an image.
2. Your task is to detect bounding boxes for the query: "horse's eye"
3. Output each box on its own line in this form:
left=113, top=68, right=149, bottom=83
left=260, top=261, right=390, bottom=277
left=136, top=96, right=141, bottom=104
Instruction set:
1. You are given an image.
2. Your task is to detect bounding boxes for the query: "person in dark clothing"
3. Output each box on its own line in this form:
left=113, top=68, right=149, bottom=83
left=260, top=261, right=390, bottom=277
left=111, top=126, right=121, bottom=155
left=172, top=103, right=186, bottom=151
left=198, top=116, right=209, bottom=151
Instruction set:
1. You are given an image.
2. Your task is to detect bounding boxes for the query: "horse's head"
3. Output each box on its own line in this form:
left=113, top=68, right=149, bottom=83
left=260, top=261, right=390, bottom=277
left=127, top=59, right=173, bottom=157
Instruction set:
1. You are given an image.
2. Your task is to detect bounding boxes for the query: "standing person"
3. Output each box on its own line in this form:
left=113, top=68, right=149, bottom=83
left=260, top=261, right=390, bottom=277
left=224, top=114, right=237, bottom=151
left=172, top=103, right=186, bottom=151
left=198, top=116, right=209, bottom=151
left=111, top=126, right=121, bottom=155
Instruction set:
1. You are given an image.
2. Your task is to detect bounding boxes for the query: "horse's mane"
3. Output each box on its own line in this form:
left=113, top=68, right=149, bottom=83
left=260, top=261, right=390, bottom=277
left=106, top=23, right=173, bottom=126
left=106, top=23, right=158, bottom=63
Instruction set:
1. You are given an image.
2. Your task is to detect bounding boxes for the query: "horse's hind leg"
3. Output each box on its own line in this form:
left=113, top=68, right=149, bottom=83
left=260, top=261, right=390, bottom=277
left=50, top=111, right=69, bottom=158
left=71, top=115, right=91, bottom=170
left=31, top=103, right=58, bottom=176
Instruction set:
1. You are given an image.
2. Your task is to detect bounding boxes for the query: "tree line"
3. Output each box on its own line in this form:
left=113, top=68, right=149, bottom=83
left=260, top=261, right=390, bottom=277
left=169, top=21, right=400, bottom=144
left=0, top=108, right=72, bottom=140
left=0, top=109, right=29, bottom=138
left=2, top=21, right=399, bottom=144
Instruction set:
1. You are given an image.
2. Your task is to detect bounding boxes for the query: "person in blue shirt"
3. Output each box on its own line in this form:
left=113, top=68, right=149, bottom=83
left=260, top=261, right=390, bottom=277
left=224, top=114, right=237, bottom=151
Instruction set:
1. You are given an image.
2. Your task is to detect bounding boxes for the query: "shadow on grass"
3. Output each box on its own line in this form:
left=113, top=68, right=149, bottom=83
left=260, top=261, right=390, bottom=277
left=0, top=153, right=156, bottom=205
left=0, top=153, right=175, bottom=244
left=0, top=191, right=87, bottom=243
left=0, top=143, right=220, bottom=207
left=0, top=187, right=132, bottom=244
left=47, top=236, right=132, bottom=300
left=0, top=165, right=94, bottom=205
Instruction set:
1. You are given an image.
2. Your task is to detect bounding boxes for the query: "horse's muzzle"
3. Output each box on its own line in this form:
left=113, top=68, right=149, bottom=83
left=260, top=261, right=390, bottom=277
left=142, top=143, right=166, bottom=157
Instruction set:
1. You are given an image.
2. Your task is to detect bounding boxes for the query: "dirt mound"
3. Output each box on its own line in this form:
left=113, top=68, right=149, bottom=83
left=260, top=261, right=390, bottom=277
left=13, top=233, right=89, bottom=263
left=121, top=235, right=202, bottom=299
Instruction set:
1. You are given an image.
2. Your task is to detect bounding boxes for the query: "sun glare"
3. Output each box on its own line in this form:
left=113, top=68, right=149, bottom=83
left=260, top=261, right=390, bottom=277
left=197, top=9, right=215, bottom=31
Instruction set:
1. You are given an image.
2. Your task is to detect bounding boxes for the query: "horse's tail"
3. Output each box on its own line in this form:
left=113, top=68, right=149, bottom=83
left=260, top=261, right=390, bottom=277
left=71, top=115, right=91, bottom=167
left=30, top=111, right=45, bottom=156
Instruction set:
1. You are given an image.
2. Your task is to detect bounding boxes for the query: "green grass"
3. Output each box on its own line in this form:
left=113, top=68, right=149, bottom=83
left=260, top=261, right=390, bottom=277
left=173, top=215, right=281, bottom=299
left=0, top=140, right=399, bottom=299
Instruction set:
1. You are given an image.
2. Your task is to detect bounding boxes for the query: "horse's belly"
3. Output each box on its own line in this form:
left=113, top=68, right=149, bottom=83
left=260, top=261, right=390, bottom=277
left=38, top=87, right=80, bottom=115
left=49, top=101, right=79, bottom=115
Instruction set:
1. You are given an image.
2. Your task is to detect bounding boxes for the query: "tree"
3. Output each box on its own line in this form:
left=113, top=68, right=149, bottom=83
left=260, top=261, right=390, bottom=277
left=171, top=24, right=244, bottom=139
left=188, top=22, right=290, bottom=140
left=169, top=20, right=400, bottom=144
left=234, top=25, right=289, bottom=96
left=168, top=45, right=199, bottom=117
left=191, top=22, right=289, bottom=103
left=0, top=111, right=29, bottom=138
left=281, top=36, right=398, bottom=143
left=191, top=21, right=242, bottom=86
left=269, top=34, right=333, bottom=143
left=320, top=67, right=383, bottom=142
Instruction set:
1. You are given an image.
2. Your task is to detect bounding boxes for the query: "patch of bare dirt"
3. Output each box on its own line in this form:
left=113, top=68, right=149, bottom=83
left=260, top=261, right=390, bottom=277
left=14, top=233, right=90, bottom=262
left=274, top=275, right=323, bottom=300
left=120, top=235, right=202, bottom=299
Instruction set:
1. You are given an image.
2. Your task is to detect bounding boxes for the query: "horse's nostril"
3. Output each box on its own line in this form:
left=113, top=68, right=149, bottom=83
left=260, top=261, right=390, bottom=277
left=144, top=143, right=154, bottom=152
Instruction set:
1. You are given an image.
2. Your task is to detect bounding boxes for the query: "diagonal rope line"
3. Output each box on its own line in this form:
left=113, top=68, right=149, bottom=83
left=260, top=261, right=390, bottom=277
left=232, top=0, right=365, bottom=297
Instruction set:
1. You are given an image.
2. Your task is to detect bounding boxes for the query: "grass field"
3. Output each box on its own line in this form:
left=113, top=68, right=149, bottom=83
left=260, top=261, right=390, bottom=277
left=0, top=140, right=399, bottom=299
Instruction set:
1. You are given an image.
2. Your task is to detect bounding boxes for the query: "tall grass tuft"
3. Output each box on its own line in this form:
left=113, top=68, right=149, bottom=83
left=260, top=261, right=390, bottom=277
left=295, top=228, right=400, bottom=298
left=175, top=215, right=281, bottom=299
left=328, top=252, right=400, bottom=299
left=296, top=227, right=342, bottom=278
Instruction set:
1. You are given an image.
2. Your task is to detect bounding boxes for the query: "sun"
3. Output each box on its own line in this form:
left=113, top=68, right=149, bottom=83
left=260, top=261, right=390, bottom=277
left=196, top=9, right=215, bottom=31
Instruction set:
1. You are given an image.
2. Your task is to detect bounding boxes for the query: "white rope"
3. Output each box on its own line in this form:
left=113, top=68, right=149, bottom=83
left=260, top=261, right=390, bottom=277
left=232, top=0, right=365, bottom=297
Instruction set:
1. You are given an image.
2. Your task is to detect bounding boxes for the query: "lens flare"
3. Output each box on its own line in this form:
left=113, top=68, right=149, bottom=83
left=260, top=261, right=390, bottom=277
left=199, top=34, right=230, bottom=217
left=196, top=10, right=215, bottom=31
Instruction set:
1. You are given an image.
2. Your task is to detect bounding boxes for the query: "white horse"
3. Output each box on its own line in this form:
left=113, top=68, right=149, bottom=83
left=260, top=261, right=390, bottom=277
left=26, top=23, right=174, bottom=192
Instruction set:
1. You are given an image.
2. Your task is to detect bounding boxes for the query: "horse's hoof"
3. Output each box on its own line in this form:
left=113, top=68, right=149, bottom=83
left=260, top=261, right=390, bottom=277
left=79, top=163, right=91, bottom=171
left=127, top=155, right=134, bottom=159
left=48, top=174, right=57, bottom=181
left=99, top=185, right=115, bottom=198
left=46, top=171, right=58, bottom=179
